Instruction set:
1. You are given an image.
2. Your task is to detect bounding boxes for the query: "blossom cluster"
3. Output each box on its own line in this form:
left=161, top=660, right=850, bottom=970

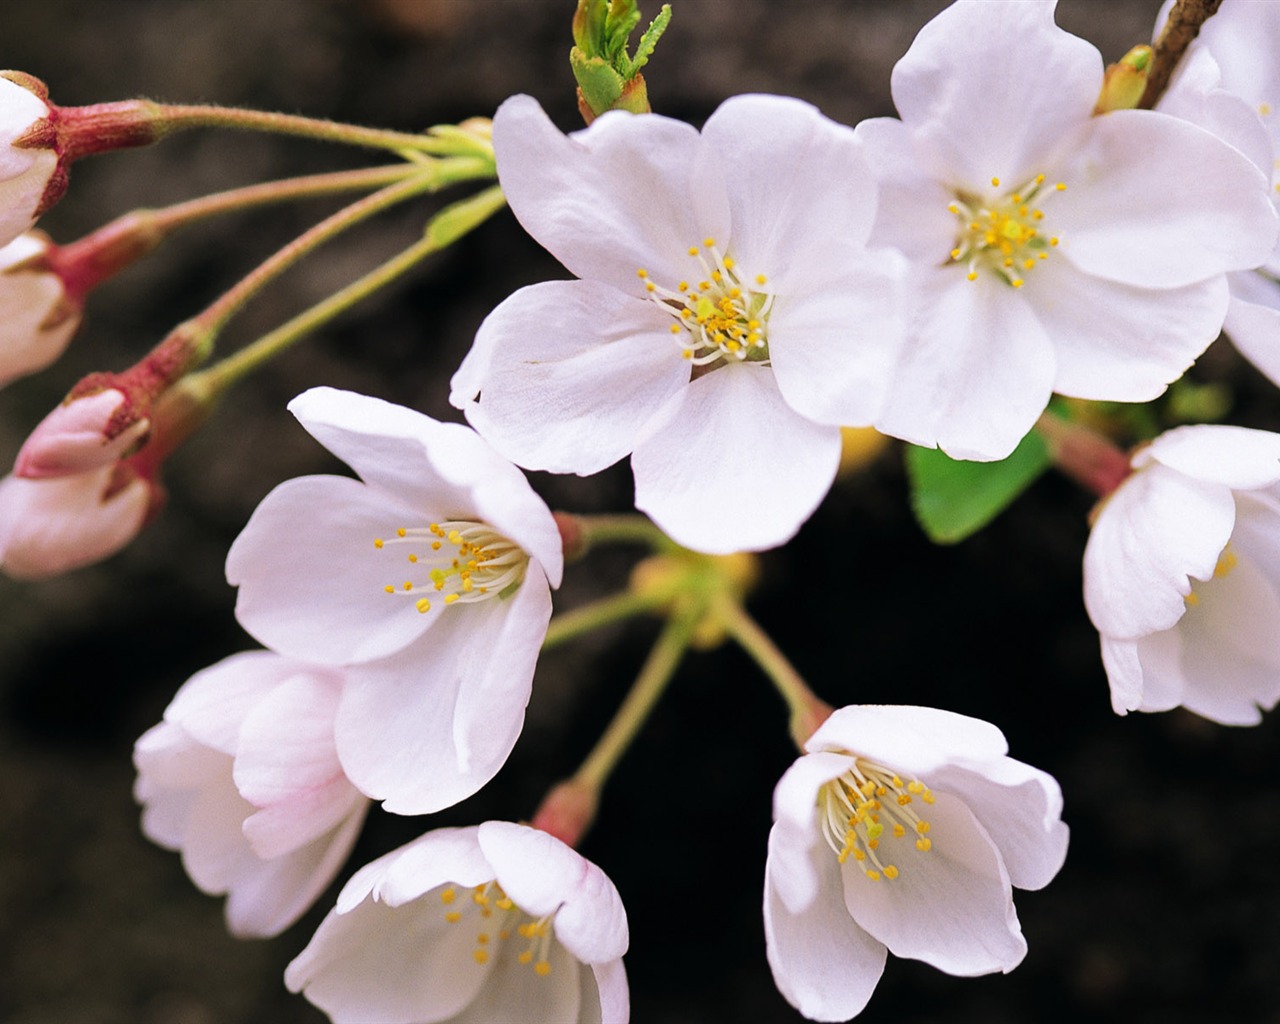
left=4, top=0, right=1280, bottom=1021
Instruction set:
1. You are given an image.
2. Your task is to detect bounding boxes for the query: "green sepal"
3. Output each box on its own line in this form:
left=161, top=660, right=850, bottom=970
left=570, top=49, right=627, bottom=115
left=570, top=0, right=671, bottom=119
left=905, top=429, right=1051, bottom=545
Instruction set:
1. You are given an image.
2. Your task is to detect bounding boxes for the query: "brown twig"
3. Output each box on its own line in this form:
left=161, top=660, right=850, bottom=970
left=1139, top=0, right=1224, bottom=109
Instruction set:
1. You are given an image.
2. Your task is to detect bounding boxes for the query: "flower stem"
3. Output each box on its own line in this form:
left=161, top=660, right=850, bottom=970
left=542, top=588, right=671, bottom=650
left=571, top=602, right=703, bottom=792
left=1140, top=0, right=1224, bottom=109
left=188, top=185, right=506, bottom=397
left=711, top=595, right=832, bottom=749
left=573, top=513, right=674, bottom=553
left=1034, top=409, right=1132, bottom=498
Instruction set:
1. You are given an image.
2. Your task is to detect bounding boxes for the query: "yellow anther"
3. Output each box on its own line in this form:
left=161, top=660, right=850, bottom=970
left=916, top=837, right=932, bottom=852
left=991, top=176, right=1001, bottom=187
left=883, top=865, right=900, bottom=880
left=1012, top=193, right=1023, bottom=204
left=950, top=248, right=962, bottom=260
left=897, top=794, right=912, bottom=806
left=445, top=593, right=460, bottom=605
left=1261, top=102, right=1273, bottom=116
left=755, top=274, right=767, bottom=285
left=534, top=962, right=552, bottom=977
left=374, top=538, right=384, bottom=549
left=447, top=530, right=462, bottom=544
left=670, top=324, right=682, bottom=335
left=688, top=246, right=699, bottom=256
left=916, top=820, right=931, bottom=834
left=967, top=271, right=978, bottom=281
left=948, top=202, right=960, bottom=214
left=703, top=237, right=716, bottom=247
left=518, top=950, right=533, bottom=965
left=866, top=870, right=881, bottom=881
left=645, top=282, right=656, bottom=292
left=476, top=933, right=490, bottom=944
left=495, top=897, right=513, bottom=911
left=893, top=824, right=906, bottom=838
left=1055, top=182, right=1066, bottom=191
left=678, top=281, right=688, bottom=291
left=445, top=911, right=462, bottom=923
left=906, top=782, right=924, bottom=794
left=384, top=584, right=395, bottom=594
left=1012, top=278, right=1024, bottom=288
left=431, top=541, right=442, bottom=550
left=402, top=581, right=413, bottom=591
left=636, top=268, right=648, bottom=278
left=1023, top=258, right=1036, bottom=269
left=397, top=528, right=407, bottom=538
left=921, top=791, right=935, bottom=805
left=441, top=888, right=456, bottom=904
left=416, top=598, right=431, bottom=613
left=473, top=950, right=489, bottom=965
left=1186, top=591, right=1201, bottom=607
left=852, top=848, right=866, bottom=861
left=723, top=257, right=735, bottom=269
left=1035, top=174, right=1045, bottom=184
left=408, top=553, right=418, bottom=563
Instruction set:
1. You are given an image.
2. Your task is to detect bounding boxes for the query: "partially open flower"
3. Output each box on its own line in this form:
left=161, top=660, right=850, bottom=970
left=15, top=387, right=150, bottom=478
left=0, top=232, right=81, bottom=389
left=1084, top=425, right=1280, bottom=725
left=765, top=705, right=1067, bottom=1021
left=0, top=73, right=58, bottom=247
left=286, top=821, right=629, bottom=1023
left=134, top=650, right=369, bottom=938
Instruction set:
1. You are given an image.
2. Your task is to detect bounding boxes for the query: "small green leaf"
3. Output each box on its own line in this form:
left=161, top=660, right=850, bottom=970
left=570, top=50, right=625, bottom=113
left=905, top=430, right=1051, bottom=544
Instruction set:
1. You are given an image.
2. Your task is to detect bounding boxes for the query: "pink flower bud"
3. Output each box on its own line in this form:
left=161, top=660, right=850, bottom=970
left=0, top=232, right=82, bottom=388
left=15, top=388, right=151, bottom=479
left=0, top=462, right=157, bottom=579
left=0, top=73, right=58, bottom=247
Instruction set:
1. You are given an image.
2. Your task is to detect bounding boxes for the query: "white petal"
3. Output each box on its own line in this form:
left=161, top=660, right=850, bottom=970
left=926, top=759, right=1068, bottom=892
left=1225, top=272, right=1280, bottom=387
left=1083, top=463, right=1235, bottom=640
left=875, top=270, right=1055, bottom=462
left=227, top=475, right=434, bottom=664
left=853, top=117, right=957, bottom=262
left=452, top=280, right=688, bottom=476
left=479, top=821, right=628, bottom=964
left=888, top=0, right=1102, bottom=191
left=493, top=94, right=729, bottom=294
left=808, top=705, right=1009, bottom=774
left=841, top=791, right=1026, bottom=976
left=163, top=650, right=294, bottom=755
left=770, top=751, right=857, bottom=914
left=764, top=826, right=887, bottom=1022
left=768, top=252, right=907, bottom=427
left=1031, top=260, right=1227, bottom=402
left=445, top=938, right=582, bottom=1024
left=1100, top=635, right=1146, bottom=715
left=1051, top=110, right=1277, bottom=287
left=584, top=959, right=629, bottom=1024
left=631, top=365, right=841, bottom=554
left=698, top=93, right=875, bottom=287
left=1146, top=424, right=1280, bottom=491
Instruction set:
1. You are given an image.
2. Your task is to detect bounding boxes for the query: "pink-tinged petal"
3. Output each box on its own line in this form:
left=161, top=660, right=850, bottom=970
left=764, top=827, right=887, bottom=1022
left=445, top=939, right=582, bottom=1024
left=1192, top=1, right=1280, bottom=147
left=841, top=791, right=1026, bottom=976
left=632, top=365, right=841, bottom=554
left=1100, top=635, right=1147, bottom=715
left=15, top=389, right=149, bottom=479
left=227, top=474, right=434, bottom=664
left=164, top=650, right=296, bottom=755
left=889, top=0, right=1102, bottom=191
left=770, top=751, right=856, bottom=914
left=0, top=80, right=57, bottom=247
left=1145, top=424, right=1280, bottom=491
left=698, top=93, right=875, bottom=286
left=177, top=768, right=258, bottom=897
left=1031, top=260, right=1227, bottom=402
left=480, top=821, right=628, bottom=964
left=1225, top=272, right=1280, bottom=387
left=493, top=94, right=729, bottom=294
left=225, top=801, right=368, bottom=938
left=584, top=959, right=629, bottom=1024
left=335, top=580, right=547, bottom=815
left=875, top=271, right=1055, bottom=462
left=452, top=280, right=688, bottom=476
left=133, top=723, right=228, bottom=846
left=808, top=705, right=1009, bottom=776
left=1050, top=110, right=1277, bottom=288
left=0, top=466, right=150, bottom=580
left=1083, top=463, right=1235, bottom=640
left=853, top=117, right=958, bottom=262
left=0, top=234, right=79, bottom=389
left=926, top=759, right=1068, bottom=892
left=287, top=893, right=492, bottom=1023
left=768, top=252, right=907, bottom=427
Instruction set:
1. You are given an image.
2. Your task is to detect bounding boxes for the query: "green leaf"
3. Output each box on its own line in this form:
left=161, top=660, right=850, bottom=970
left=904, top=430, right=1051, bottom=544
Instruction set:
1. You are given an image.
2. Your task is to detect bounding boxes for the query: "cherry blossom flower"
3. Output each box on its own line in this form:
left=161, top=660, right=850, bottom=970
left=0, top=74, right=58, bottom=248
left=0, top=232, right=81, bottom=389
left=16, top=388, right=150, bottom=478
left=451, top=93, right=904, bottom=554
left=765, top=705, right=1067, bottom=1022
left=1084, top=425, right=1280, bottom=725
left=134, top=650, right=369, bottom=937
left=226, top=386, right=563, bottom=814
left=1154, top=1, right=1280, bottom=386
left=285, top=821, right=629, bottom=1024
left=854, top=0, right=1277, bottom=461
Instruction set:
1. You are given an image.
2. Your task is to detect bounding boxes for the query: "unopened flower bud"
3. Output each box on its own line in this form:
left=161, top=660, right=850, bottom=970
left=0, top=73, right=59, bottom=247
left=1094, top=44, right=1154, bottom=114
left=15, top=388, right=151, bottom=479
left=0, top=232, right=82, bottom=388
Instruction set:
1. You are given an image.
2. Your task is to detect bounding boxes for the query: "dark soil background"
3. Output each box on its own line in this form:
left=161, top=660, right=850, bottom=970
left=4, top=2, right=1280, bottom=1023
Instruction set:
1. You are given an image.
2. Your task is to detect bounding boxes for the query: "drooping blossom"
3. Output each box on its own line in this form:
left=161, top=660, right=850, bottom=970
left=1153, top=1, right=1280, bottom=385
left=286, top=821, right=629, bottom=1024
left=765, top=705, right=1067, bottom=1022
left=451, top=93, right=904, bottom=554
left=854, top=0, right=1277, bottom=461
left=0, top=232, right=81, bottom=389
left=16, top=388, right=150, bottom=478
left=134, top=650, right=369, bottom=937
left=0, top=73, right=58, bottom=248
left=1084, top=425, right=1280, bottom=725
left=226, top=386, right=563, bottom=814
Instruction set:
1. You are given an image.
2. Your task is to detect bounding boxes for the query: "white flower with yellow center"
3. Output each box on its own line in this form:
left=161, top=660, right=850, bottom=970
left=286, top=822, right=629, bottom=1024
left=450, top=92, right=904, bottom=555
left=855, top=0, right=1278, bottom=461
left=1084, top=425, right=1280, bottom=725
left=226, top=387, right=564, bottom=814
left=765, top=705, right=1067, bottom=1022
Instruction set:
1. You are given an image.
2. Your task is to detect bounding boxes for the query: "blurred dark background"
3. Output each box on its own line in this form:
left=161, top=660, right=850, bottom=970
left=4, top=2, right=1280, bottom=1022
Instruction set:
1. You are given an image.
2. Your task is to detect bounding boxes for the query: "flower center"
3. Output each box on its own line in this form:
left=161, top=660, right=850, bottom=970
left=373, top=519, right=528, bottom=614
left=637, top=237, right=773, bottom=368
left=439, top=881, right=559, bottom=977
left=1185, top=544, right=1238, bottom=608
left=819, top=759, right=935, bottom=882
left=947, top=174, right=1065, bottom=289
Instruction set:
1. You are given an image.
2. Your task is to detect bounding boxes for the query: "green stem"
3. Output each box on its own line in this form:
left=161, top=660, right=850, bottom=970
left=542, top=588, right=671, bottom=650
left=189, top=185, right=507, bottom=397
left=712, top=595, right=831, bottom=748
left=572, top=604, right=702, bottom=792
left=574, top=513, right=673, bottom=552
